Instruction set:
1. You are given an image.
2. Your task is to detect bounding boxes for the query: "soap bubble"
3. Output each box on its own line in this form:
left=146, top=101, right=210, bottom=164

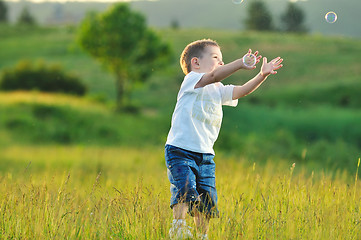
left=325, top=11, right=337, bottom=23
left=242, top=53, right=256, bottom=67
left=232, top=0, right=244, bottom=4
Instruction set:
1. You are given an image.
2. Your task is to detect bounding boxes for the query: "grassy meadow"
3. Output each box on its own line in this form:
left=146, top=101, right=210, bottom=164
left=1, top=23, right=361, bottom=239
left=1, top=145, right=361, bottom=239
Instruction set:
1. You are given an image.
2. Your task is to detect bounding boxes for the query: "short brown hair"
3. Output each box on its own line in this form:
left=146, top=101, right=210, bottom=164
left=180, top=39, right=220, bottom=75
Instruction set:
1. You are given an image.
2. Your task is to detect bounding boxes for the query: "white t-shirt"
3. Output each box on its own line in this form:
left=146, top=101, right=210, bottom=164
left=166, top=71, right=238, bottom=154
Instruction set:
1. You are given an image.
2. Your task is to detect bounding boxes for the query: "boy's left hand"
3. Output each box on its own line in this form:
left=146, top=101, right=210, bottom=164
left=260, top=57, right=283, bottom=77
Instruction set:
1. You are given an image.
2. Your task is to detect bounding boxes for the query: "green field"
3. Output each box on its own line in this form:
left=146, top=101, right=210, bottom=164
left=1, top=146, right=360, bottom=239
left=1, top=24, right=361, bottom=239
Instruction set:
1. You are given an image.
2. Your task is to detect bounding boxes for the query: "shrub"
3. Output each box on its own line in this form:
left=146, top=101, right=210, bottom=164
left=245, top=0, right=274, bottom=31
left=280, top=2, right=308, bottom=33
left=0, top=0, right=8, bottom=23
left=0, top=60, right=86, bottom=96
left=17, top=6, right=36, bottom=26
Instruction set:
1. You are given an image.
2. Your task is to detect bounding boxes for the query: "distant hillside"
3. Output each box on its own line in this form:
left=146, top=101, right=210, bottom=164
left=4, top=0, right=361, bottom=38
left=1, top=26, right=361, bottom=172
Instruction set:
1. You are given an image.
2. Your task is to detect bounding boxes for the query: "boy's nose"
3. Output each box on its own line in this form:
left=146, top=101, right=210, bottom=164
left=219, top=61, right=224, bottom=65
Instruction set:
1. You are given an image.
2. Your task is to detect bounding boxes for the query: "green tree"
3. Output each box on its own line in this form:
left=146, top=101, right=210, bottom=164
left=245, top=0, right=273, bottom=31
left=0, top=0, right=7, bottom=23
left=78, top=3, right=172, bottom=110
left=170, top=18, right=180, bottom=30
left=17, top=6, right=36, bottom=25
left=281, top=2, right=308, bottom=33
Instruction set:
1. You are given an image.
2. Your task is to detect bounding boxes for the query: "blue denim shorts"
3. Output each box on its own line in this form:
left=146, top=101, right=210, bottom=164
left=165, top=144, right=219, bottom=218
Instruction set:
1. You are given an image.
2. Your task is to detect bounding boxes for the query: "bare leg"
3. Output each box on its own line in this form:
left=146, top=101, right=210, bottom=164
left=173, top=202, right=188, bottom=219
left=169, top=203, right=193, bottom=239
left=194, top=211, right=210, bottom=236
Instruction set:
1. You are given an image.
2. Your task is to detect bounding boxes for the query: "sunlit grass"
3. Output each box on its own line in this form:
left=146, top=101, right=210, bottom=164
left=0, top=91, right=108, bottom=113
left=1, top=145, right=360, bottom=239
left=214, top=158, right=361, bottom=239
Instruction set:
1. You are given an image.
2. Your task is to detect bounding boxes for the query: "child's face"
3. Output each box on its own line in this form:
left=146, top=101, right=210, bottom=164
left=197, top=46, right=224, bottom=73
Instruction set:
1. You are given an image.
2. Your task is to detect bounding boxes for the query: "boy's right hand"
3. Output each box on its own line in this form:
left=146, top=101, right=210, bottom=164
left=241, top=49, right=262, bottom=70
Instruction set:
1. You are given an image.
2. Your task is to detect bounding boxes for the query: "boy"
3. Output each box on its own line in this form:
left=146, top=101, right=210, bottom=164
left=165, top=39, right=283, bottom=239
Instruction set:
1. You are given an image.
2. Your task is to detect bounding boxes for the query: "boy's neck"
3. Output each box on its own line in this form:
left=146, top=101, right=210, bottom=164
left=191, top=69, right=206, bottom=74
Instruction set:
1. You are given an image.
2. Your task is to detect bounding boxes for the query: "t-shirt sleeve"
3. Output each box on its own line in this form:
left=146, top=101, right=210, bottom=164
left=220, top=84, right=238, bottom=107
left=177, top=72, right=204, bottom=100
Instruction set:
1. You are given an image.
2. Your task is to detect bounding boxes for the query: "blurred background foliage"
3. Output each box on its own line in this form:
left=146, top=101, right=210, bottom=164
left=0, top=1, right=360, bottom=176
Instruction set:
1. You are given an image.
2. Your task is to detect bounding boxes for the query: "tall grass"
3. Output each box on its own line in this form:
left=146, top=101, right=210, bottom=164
left=1, top=145, right=360, bottom=239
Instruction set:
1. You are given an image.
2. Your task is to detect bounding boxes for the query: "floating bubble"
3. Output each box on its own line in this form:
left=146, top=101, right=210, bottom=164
left=325, top=11, right=337, bottom=23
left=232, top=0, right=244, bottom=4
left=242, top=53, right=256, bottom=67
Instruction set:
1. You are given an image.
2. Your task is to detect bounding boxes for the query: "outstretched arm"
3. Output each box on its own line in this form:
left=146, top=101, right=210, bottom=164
left=195, top=50, right=261, bottom=89
left=232, top=56, right=283, bottom=100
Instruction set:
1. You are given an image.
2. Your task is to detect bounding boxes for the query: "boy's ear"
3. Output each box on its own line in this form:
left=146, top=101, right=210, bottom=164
left=191, top=57, right=200, bottom=69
